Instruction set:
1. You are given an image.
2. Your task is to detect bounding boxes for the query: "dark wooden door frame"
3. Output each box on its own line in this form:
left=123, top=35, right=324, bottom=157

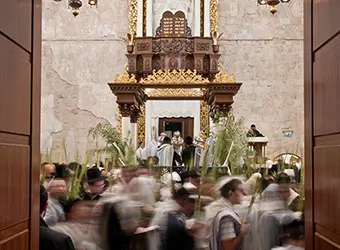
left=1, top=1, right=41, bottom=249
left=304, top=1, right=313, bottom=249
left=158, top=117, right=194, bottom=139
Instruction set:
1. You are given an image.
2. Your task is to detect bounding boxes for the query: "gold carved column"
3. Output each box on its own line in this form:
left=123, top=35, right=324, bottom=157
left=210, top=0, right=219, bottom=33
left=128, top=0, right=138, bottom=35
left=137, top=104, right=146, bottom=143
left=200, top=100, right=209, bottom=140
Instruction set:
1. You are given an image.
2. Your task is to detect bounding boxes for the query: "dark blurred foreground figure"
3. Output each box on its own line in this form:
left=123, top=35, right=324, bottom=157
left=271, top=220, right=305, bottom=250
left=159, top=188, right=197, bottom=250
left=39, top=185, right=75, bottom=250
left=182, top=136, right=196, bottom=168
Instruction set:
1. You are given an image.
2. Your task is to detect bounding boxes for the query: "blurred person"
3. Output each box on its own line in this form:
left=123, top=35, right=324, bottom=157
left=205, top=177, right=249, bottom=250
left=51, top=199, right=95, bottom=249
left=41, top=162, right=56, bottom=187
left=81, top=167, right=107, bottom=201
left=136, top=141, right=148, bottom=163
left=125, top=165, right=157, bottom=215
left=152, top=188, right=198, bottom=250
left=272, top=220, right=305, bottom=250
left=45, top=178, right=68, bottom=226
left=98, top=195, right=142, bottom=250
left=247, top=124, right=264, bottom=137
left=250, top=181, right=300, bottom=250
left=39, top=185, right=76, bottom=250
left=181, top=170, right=200, bottom=192
left=182, top=136, right=196, bottom=168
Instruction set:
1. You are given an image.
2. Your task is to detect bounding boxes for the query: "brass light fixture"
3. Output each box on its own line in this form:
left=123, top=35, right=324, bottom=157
left=257, top=0, right=291, bottom=14
left=55, top=0, right=98, bottom=16
left=69, top=0, right=82, bottom=17
left=88, top=0, right=98, bottom=8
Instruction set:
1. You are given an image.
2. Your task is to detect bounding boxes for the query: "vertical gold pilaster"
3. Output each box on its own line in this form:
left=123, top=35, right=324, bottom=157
left=210, top=0, right=219, bottom=33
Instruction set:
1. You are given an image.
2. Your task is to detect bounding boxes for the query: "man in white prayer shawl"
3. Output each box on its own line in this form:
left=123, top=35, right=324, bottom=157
left=205, top=177, right=249, bottom=250
left=136, top=141, right=148, bottom=162
left=249, top=182, right=300, bottom=250
left=125, top=166, right=157, bottom=210
left=157, top=136, right=183, bottom=166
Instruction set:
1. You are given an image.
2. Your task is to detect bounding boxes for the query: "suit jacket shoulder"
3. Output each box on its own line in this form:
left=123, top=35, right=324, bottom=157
left=40, top=226, right=75, bottom=250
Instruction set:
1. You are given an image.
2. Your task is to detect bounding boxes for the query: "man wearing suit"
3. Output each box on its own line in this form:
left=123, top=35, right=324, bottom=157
left=40, top=185, right=75, bottom=250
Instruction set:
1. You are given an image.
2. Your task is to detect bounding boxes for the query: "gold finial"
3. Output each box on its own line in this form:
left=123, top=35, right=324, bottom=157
left=127, top=32, right=135, bottom=46
left=113, top=64, right=136, bottom=84
left=211, top=31, right=223, bottom=46
left=214, top=67, right=237, bottom=83
left=124, top=63, right=129, bottom=72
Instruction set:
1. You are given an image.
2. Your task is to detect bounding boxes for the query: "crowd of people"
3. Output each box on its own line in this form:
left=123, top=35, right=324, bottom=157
left=136, top=131, right=204, bottom=169
left=39, top=152, right=304, bottom=250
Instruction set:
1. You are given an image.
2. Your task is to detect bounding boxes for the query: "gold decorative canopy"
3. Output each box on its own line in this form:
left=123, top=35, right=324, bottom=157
left=147, top=88, right=203, bottom=98
left=140, top=69, right=210, bottom=85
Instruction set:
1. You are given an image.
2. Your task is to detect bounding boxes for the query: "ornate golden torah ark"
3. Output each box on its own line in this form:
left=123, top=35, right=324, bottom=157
left=109, top=6, right=242, bottom=143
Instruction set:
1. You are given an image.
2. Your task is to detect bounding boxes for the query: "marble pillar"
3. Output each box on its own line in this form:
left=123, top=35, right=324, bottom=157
left=194, top=0, right=201, bottom=36
left=122, top=117, right=131, bottom=139
left=146, top=0, right=153, bottom=36
left=204, top=0, right=210, bottom=37
left=137, top=0, right=143, bottom=36
left=130, top=123, right=138, bottom=149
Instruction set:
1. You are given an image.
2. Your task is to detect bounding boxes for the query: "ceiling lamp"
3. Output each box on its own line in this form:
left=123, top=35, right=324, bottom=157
left=68, top=0, right=82, bottom=17
left=88, top=0, right=98, bottom=8
left=55, top=0, right=98, bottom=16
left=257, top=0, right=291, bottom=14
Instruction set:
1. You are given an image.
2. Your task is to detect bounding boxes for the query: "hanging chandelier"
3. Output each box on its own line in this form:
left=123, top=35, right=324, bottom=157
left=54, top=0, right=98, bottom=17
left=257, top=0, right=291, bottom=14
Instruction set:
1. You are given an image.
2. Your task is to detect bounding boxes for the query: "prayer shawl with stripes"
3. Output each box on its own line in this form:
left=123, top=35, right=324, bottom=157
left=205, top=198, right=242, bottom=250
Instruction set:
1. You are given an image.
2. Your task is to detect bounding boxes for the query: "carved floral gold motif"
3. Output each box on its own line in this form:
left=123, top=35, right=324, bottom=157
left=200, top=100, right=210, bottom=140
left=128, top=0, right=138, bottom=36
left=210, top=0, right=219, bottom=33
left=137, top=104, right=146, bottom=143
left=148, top=88, right=203, bottom=98
left=113, top=64, right=137, bottom=84
left=213, top=67, right=236, bottom=83
left=140, top=69, right=210, bottom=85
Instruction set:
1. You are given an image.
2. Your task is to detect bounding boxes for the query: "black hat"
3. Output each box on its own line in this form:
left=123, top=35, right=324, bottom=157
left=83, top=167, right=107, bottom=184
left=188, top=170, right=200, bottom=178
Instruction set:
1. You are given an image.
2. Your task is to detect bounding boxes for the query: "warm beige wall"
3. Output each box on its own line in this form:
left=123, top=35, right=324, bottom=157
left=218, top=0, right=304, bottom=158
left=41, top=0, right=303, bottom=160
